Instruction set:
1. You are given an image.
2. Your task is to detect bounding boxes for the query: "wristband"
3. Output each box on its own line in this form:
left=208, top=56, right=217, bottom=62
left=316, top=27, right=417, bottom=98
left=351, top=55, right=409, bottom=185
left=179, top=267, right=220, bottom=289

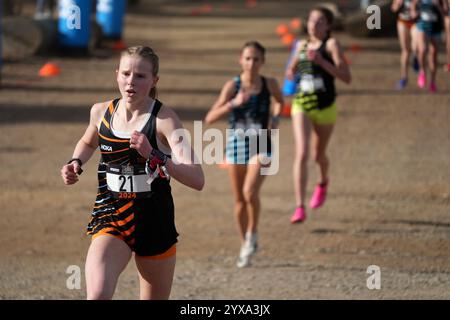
left=145, top=149, right=170, bottom=180
left=271, top=115, right=280, bottom=126
left=146, top=149, right=168, bottom=172
left=67, top=158, right=83, bottom=175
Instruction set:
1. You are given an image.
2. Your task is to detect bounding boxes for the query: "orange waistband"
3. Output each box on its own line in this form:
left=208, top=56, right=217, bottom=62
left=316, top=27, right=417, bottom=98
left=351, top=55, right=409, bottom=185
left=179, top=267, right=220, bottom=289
left=398, top=19, right=416, bottom=29
left=92, top=231, right=176, bottom=260
left=138, top=244, right=177, bottom=260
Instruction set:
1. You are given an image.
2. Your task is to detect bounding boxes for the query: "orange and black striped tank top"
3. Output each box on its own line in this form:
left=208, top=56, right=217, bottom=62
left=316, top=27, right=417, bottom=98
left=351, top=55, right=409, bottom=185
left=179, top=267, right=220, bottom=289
left=86, top=98, right=172, bottom=238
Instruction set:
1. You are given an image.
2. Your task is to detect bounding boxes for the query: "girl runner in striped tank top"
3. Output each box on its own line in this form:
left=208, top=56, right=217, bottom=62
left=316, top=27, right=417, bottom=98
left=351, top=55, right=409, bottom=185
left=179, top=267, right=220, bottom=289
left=61, top=46, right=204, bottom=299
left=205, top=41, right=284, bottom=268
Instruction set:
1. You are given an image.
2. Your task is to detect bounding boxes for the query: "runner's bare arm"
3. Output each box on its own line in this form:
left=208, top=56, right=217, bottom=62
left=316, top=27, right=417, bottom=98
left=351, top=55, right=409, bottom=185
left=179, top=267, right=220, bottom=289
left=391, top=0, right=403, bottom=13
left=285, top=40, right=302, bottom=80
left=158, top=107, right=205, bottom=191
left=204, top=80, right=236, bottom=124
left=320, top=38, right=352, bottom=84
left=267, top=77, right=283, bottom=129
left=411, top=0, right=419, bottom=18
left=71, top=102, right=106, bottom=164
left=267, top=77, right=284, bottom=117
left=61, top=102, right=106, bottom=184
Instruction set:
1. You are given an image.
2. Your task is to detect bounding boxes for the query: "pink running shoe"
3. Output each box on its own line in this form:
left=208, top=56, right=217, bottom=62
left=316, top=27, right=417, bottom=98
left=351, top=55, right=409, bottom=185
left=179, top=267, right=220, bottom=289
left=309, top=183, right=328, bottom=209
left=290, top=206, right=306, bottom=224
left=429, top=82, right=437, bottom=93
left=417, top=72, right=426, bottom=89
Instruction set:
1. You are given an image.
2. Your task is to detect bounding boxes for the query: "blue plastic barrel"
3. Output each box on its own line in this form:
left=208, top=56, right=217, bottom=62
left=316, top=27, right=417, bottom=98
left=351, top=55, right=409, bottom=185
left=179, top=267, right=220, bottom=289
left=58, top=0, right=92, bottom=48
left=96, top=0, right=126, bottom=39
left=0, top=3, right=3, bottom=85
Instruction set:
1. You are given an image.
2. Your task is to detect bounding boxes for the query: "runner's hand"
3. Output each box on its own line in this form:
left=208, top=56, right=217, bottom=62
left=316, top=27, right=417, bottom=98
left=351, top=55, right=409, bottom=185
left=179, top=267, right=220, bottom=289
left=130, top=130, right=152, bottom=159
left=231, top=88, right=250, bottom=107
left=307, top=49, right=324, bottom=65
left=61, top=163, right=80, bottom=185
left=285, top=68, right=295, bottom=81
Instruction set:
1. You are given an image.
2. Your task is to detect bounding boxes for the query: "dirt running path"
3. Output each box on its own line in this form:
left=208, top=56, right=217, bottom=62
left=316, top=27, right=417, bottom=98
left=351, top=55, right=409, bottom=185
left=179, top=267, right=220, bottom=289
left=0, top=0, right=449, bottom=299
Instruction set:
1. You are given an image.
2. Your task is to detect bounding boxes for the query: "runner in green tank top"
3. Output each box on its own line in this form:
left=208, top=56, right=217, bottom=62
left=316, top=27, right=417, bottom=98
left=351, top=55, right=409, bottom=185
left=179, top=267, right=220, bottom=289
left=285, top=7, right=351, bottom=224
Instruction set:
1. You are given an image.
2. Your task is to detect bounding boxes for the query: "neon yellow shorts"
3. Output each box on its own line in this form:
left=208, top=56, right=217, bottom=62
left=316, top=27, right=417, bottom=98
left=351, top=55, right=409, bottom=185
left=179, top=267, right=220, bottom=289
left=291, top=100, right=337, bottom=125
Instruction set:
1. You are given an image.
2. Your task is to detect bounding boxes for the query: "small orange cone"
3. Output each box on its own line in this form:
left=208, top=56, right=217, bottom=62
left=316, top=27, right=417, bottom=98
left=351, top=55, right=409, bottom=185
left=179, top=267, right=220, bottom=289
left=39, top=62, right=60, bottom=77
left=290, top=18, right=302, bottom=31
left=349, top=43, right=362, bottom=53
left=281, top=103, right=291, bottom=117
left=246, top=0, right=257, bottom=8
left=276, top=24, right=289, bottom=36
left=281, top=33, right=295, bottom=47
left=189, top=8, right=200, bottom=16
left=200, top=4, right=213, bottom=13
left=113, top=39, right=127, bottom=51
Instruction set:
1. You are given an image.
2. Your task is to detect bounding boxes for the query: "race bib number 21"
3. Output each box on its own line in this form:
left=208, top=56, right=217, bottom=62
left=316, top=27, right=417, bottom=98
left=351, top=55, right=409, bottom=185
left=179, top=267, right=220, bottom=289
left=106, top=164, right=152, bottom=199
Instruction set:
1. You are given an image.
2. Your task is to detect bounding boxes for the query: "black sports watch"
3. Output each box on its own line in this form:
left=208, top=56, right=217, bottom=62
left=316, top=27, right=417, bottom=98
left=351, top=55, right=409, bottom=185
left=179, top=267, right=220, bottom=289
left=67, top=158, right=83, bottom=175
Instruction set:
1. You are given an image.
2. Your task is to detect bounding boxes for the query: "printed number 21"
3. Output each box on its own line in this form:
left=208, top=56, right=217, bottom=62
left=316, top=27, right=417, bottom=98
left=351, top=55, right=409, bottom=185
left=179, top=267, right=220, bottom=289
left=119, top=175, right=133, bottom=192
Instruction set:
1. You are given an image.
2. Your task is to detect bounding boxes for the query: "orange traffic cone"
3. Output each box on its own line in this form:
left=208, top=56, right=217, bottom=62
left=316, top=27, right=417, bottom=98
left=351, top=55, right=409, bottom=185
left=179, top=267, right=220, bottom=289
left=200, top=4, right=213, bottom=13
left=281, top=33, right=296, bottom=48
left=276, top=24, right=289, bottom=36
left=113, top=39, right=127, bottom=51
left=246, top=0, right=257, bottom=8
left=290, top=18, right=302, bottom=31
left=189, top=8, right=200, bottom=16
left=281, top=103, right=291, bottom=117
left=349, top=43, right=362, bottom=53
left=39, top=62, right=60, bottom=77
